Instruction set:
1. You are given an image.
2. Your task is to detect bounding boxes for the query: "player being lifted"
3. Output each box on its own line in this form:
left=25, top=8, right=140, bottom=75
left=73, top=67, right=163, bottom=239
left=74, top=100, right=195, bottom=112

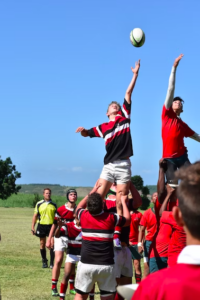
left=76, top=60, right=140, bottom=204
left=162, top=54, right=200, bottom=186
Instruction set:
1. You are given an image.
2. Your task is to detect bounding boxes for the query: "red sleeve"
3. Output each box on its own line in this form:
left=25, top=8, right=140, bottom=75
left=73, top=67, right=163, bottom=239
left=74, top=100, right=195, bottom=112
left=139, top=212, right=143, bottom=222
left=182, top=121, right=195, bottom=138
left=88, top=124, right=103, bottom=138
left=140, top=211, right=148, bottom=227
left=60, top=226, right=68, bottom=236
left=76, top=208, right=85, bottom=221
left=162, top=105, right=176, bottom=118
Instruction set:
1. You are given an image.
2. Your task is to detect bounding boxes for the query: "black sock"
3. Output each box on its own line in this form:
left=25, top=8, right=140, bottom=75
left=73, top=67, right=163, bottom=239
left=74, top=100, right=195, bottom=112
left=40, top=248, right=46, bottom=261
left=50, top=248, right=55, bottom=265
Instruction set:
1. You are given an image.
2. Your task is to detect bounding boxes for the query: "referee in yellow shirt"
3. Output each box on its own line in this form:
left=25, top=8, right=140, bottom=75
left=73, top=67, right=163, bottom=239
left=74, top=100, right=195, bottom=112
left=31, top=188, right=57, bottom=268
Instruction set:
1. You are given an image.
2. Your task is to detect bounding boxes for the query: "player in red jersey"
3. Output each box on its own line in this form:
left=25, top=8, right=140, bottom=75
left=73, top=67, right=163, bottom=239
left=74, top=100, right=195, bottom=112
left=137, top=192, right=159, bottom=278
left=74, top=192, right=131, bottom=300
left=76, top=60, right=140, bottom=213
left=54, top=215, right=82, bottom=300
left=46, top=189, right=77, bottom=297
left=129, top=207, right=143, bottom=283
left=159, top=185, right=186, bottom=267
left=162, top=54, right=200, bottom=186
left=130, top=162, right=200, bottom=300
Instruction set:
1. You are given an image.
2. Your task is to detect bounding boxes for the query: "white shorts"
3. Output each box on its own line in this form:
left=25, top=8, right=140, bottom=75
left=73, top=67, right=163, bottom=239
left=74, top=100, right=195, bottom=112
left=65, top=254, right=81, bottom=264
left=75, top=261, right=116, bottom=294
left=100, top=159, right=131, bottom=185
left=54, top=236, right=68, bottom=252
left=114, top=247, right=133, bottom=278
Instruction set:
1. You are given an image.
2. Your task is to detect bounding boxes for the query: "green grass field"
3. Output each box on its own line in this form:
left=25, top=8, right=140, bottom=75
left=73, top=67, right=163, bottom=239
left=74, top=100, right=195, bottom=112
left=0, top=207, right=144, bottom=300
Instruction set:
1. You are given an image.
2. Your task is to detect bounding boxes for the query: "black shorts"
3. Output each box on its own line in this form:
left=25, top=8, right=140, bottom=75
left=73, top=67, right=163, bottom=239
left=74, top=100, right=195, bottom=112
left=35, top=224, right=52, bottom=238
left=165, top=152, right=191, bottom=184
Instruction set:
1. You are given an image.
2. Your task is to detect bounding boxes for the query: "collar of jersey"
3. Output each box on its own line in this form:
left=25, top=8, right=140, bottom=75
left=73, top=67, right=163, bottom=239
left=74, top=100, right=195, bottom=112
left=91, top=210, right=104, bottom=216
left=110, top=114, right=121, bottom=121
left=65, top=203, right=74, bottom=211
left=73, top=220, right=81, bottom=229
left=177, top=245, right=200, bottom=265
left=43, top=200, right=52, bottom=204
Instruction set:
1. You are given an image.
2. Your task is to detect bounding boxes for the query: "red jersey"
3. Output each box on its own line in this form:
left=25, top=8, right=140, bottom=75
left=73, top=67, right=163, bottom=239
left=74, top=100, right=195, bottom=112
left=88, top=99, right=133, bottom=164
left=132, top=246, right=200, bottom=300
left=162, top=105, right=194, bottom=158
left=60, top=220, right=82, bottom=256
left=77, top=208, right=126, bottom=265
left=129, top=211, right=143, bottom=244
left=54, top=204, right=74, bottom=225
left=140, top=208, right=157, bottom=241
left=161, top=211, right=186, bottom=267
left=149, top=217, right=172, bottom=258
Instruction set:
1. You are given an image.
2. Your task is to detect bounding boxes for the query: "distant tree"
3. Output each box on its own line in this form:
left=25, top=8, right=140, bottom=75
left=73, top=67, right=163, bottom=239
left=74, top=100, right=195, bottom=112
left=0, top=157, right=21, bottom=200
left=140, top=195, right=150, bottom=210
left=141, top=185, right=150, bottom=196
left=131, top=175, right=144, bottom=191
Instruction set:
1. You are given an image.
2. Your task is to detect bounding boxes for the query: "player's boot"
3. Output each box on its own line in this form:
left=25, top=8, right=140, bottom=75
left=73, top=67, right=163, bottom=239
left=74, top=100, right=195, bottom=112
left=69, top=289, right=76, bottom=295
left=42, top=259, right=48, bottom=268
left=113, top=238, right=122, bottom=249
left=52, top=288, right=59, bottom=297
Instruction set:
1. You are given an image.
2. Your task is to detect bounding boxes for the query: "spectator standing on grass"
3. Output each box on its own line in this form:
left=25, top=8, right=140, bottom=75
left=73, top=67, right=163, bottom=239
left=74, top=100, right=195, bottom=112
left=131, top=162, right=200, bottom=300
left=31, top=188, right=57, bottom=268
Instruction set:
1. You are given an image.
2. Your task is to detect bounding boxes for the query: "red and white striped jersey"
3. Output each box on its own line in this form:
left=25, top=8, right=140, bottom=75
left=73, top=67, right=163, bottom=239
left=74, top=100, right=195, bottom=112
left=60, top=220, right=82, bottom=256
left=54, top=204, right=74, bottom=225
left=87, top=99, right=133, bottom=164
left=77, top=208, right=126, bottom=265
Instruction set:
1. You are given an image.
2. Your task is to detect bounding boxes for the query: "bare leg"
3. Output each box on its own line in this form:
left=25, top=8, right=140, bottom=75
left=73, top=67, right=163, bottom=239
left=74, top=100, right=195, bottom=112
left=143, top=262, right=150, bottom=279
left=74, top=293, right=88, bottom=300
left=116, top=183, right=130, bottom=215
left=96, top=179, right=113, bottom=200
left=52, top=250, right=64, bottom=280
left=100, top=295, right=114, bottom=300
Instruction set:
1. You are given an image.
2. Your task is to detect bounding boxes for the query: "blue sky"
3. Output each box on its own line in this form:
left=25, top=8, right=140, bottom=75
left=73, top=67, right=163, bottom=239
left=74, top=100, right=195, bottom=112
left=1, top=0, right=200, bottom=187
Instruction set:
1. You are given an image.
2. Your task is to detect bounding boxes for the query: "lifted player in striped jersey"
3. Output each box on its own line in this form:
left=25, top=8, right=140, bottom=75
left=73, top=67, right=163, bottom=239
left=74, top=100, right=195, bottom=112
left=76, top=60, right=140, bottom=211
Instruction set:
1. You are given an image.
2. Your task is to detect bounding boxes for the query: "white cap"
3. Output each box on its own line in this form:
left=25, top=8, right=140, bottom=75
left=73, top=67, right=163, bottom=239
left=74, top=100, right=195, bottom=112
left=117, top=284, right=139, bottom=300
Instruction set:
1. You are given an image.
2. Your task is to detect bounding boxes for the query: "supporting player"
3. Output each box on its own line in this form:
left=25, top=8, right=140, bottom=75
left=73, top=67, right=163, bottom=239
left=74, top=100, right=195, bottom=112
left=76, top=60, right=141, bottom=209
left=54, top=214, right=82, bottom=300
left=131, top=162, right=200, bottom=300
left=46, top=189, right=77, bottom=297
left=31, top=188, right=57, bottom=268
left=159, top=185, right=186, bottom=267
left=162, top=54, right=200, bottom=186
left=74, top=192, right=131, bottom=300
left=129, top=204, right=143, bottom=284
left=137, top=192, right=159, bottom=278
left=104, top=182, right=142, bottom=300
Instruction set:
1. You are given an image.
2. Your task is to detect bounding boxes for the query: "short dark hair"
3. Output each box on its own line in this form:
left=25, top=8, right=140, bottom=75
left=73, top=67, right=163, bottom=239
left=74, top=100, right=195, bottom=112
left=175, top=161, right=200, bottom=239
left=173, top=96, right=184, bottom=103
left=87, top=192, right=103, bottom=215
left=43, top=188, right=51, bottom=193
left=107, top=101, right=122, bottom=113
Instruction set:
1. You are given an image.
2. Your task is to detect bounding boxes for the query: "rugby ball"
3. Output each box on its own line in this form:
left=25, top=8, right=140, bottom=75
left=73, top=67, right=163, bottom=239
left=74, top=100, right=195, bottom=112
left=130, top=28, right=145, bottom=47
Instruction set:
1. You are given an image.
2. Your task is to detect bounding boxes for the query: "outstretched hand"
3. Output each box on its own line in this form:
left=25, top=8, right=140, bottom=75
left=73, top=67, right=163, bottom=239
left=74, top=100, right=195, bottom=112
left=131, top=59, right=140, bottom=75
left=173, top=54, right=184, bottom=68
left=75, top=127, right=88, bottom=137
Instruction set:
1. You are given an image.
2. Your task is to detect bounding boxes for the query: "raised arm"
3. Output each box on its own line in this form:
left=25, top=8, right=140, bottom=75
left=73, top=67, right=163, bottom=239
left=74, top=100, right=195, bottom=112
left=125, top=60, right=140, bottom=104
left=189, top=132, right=200, bottom=142
left=159, top=184, right=175, bottom=217
left=164, top=54, right=183, bottom=109
left=75, top=127, right=89, bottom=137
left=129, top=181, right=142, bottom=209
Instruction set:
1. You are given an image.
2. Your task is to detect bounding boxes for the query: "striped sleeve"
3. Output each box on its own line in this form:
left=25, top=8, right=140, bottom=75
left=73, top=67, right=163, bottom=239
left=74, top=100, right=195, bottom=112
left=53, top=211, right=61, bottom=224
left=121, top=98, right=131, bottom=119
left=60, top=226, right=68, bottom=237
left=113, top=214, right=126, bottom=227
left=88, top=124, right=103, bottom=138
left=76, top=208, right=85, bottom=221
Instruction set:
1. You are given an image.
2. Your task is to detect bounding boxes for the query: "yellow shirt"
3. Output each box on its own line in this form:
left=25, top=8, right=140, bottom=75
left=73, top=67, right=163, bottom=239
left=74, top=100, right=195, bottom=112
left=34, top=200, right=57, bottom=225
